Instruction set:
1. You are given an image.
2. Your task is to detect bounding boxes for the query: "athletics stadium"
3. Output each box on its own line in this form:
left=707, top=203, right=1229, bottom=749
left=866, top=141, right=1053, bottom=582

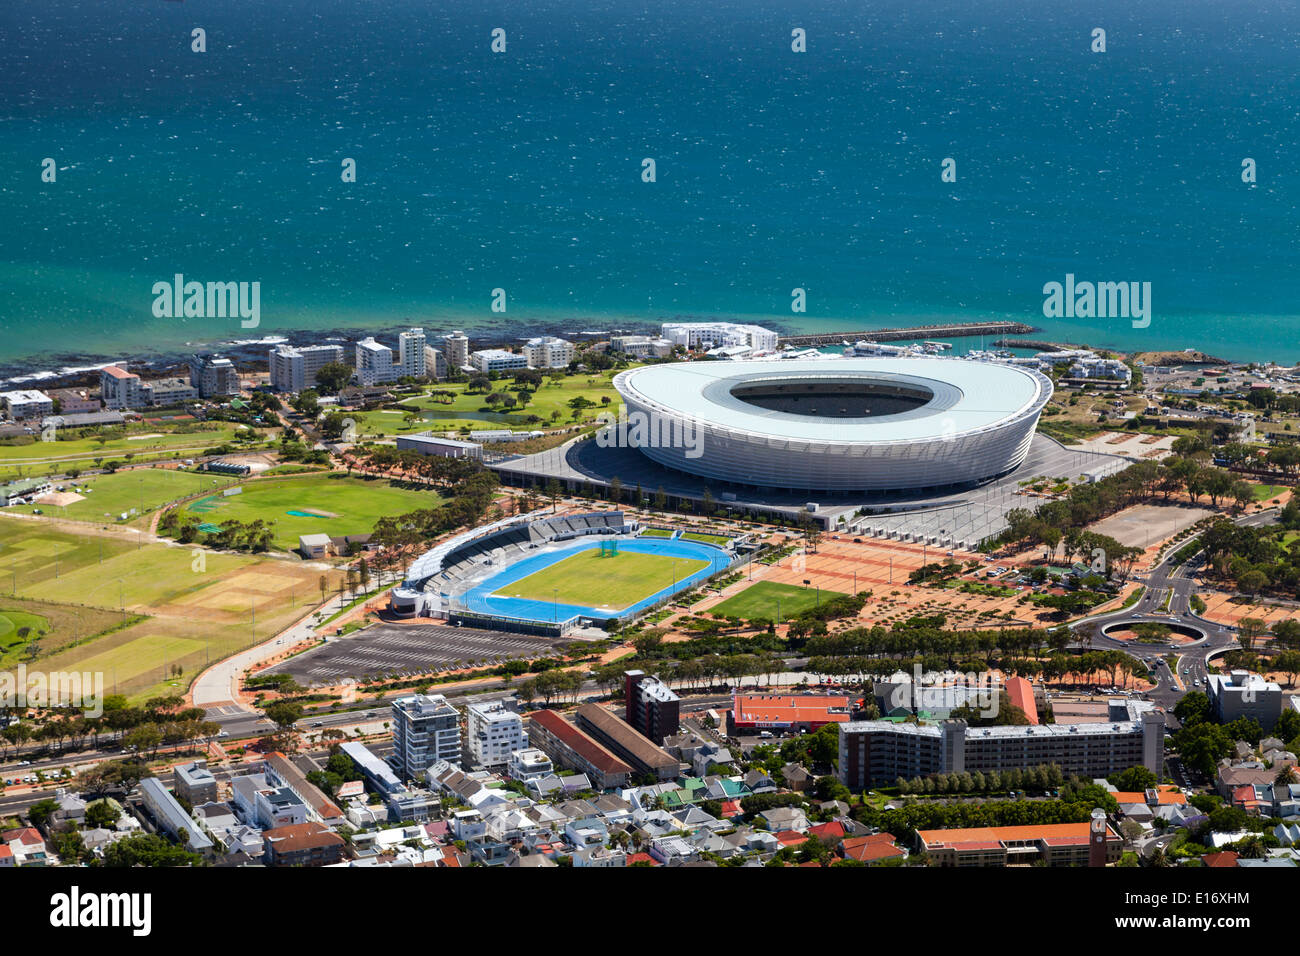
left=390, top=511, right=734, bottom=634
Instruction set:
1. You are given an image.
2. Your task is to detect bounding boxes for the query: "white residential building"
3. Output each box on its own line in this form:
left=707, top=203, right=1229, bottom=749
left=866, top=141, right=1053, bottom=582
left=442, top=330, right=470, bottom=370
left=609, top=335, right=675, bottom=359
left=507, top=748, right=554, bottom=782
left=392, top=694, right=462, bottom=779
left=189, top=355, right=240, bottom=397
left=399, top=328, right=427, bottom=378
left=470, top=349, right=528, bottom=375
left=100, top=365, right=146, bottom=410
left=466, top=699, right=526, bottom=770
left=268, top=344, right=346, bottom=393
left=523, top=336, right=576, bottom=369
left=661, top=321, right=779, bottom=354
left=423, top=345, right=449, bottom=380
left=355, top=337, right=397, bottom=386
left=0, top=390, right=53, bottom=421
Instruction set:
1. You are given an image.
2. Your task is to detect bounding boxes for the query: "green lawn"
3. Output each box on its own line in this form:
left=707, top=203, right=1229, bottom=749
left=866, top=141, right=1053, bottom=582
left=710, top=580, right=847, bottom=621
left=494, top=549, right=707, bottom=611
left=0, top=607, right=48, bottom=644
left=1252, top=483, right=1287, bottom=501
left=176, top=474, right=439, bottom=550
left=640, top=528, right=673, bottom=538
left=350, top=371, right=629, bottom=438
left=0, top=422, right=252, bottom=479
left=681, top=531, right=732, bottom=546
left=0, top=518, right=344, bottom=702
left=10, top=468, right=238, bottom=523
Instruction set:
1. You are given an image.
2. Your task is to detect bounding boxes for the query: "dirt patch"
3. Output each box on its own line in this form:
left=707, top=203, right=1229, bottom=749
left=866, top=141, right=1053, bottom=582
left=35, top=491, right=85, bottom=507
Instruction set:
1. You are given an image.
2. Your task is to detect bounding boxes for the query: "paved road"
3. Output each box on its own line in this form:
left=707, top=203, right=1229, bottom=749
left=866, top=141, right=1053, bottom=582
left=1071, top=508, right=1278, bottom=710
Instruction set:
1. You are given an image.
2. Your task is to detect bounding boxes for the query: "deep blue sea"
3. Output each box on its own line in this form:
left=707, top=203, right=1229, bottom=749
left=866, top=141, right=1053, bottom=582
left=3, top=0, right=1300, bottom=376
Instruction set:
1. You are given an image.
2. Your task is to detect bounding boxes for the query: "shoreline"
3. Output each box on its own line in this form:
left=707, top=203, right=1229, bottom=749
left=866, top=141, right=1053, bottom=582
left=0, top=316, right=1246, bottom=392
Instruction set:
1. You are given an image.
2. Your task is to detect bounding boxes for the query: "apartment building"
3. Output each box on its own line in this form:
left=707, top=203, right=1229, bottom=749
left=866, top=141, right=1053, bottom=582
left=661, top=321, right=779, bottom=354
left=523, top=335, right=576, bottom=369
left=917, top=822, right=1122, bottom=867
left=189, top=355, right=240, bottom=397
left=624, top=671, right=680, bottom=744
left=268, top=343, right=346, bottom=393
left=1208, top=671, right=1284, bottom=730
left=470, top=348, right=528, bottom=375
left=0, top=390, right=53, bottom=421
left=574, top=703, right=680, bottom=782
left=442, top=330, right=470, bottom=371
left=355, top=337, right=397, bottom=386
left=100, top=365, right=146, bottom=410
left=527, top=709, right=632, bottom=790
left=838, top=705, right=1165, bottom=790
left=466, top=698, right=526, bottom=770
left=398, top=327, right=427, bottom=378
left=392, top=694, right=462, bottom=779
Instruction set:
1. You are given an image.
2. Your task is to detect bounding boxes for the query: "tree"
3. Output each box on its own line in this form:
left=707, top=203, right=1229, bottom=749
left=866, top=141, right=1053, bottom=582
left=263, top=701, right=305, bottom=730
left=98, top=833, right=202, bottom=868
left=27, top=798, right=59, bottom=829
left=85, top=800, right=122, bottom=829
left=1108, top=766, right=1157, bottom=792
left=315, top=361, right=353, bottom=394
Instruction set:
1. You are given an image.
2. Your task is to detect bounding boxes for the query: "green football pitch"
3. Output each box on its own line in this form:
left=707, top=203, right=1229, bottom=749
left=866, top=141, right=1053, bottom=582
left=493, top=548, right=708, bottom=611
left=177, top=475, right=439, bottom=549
left=710, top=580, right=846, bottom=621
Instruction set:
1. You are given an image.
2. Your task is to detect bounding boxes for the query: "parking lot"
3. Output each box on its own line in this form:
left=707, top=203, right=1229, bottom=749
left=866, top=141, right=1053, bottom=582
left=262, top=622, right=565, bottom=686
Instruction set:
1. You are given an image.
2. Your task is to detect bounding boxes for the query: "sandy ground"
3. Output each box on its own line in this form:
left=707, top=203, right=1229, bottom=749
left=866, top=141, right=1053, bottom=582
left=35, top=490, right=85, bottom=507
left=1089, top=503, right=1215, bottom=550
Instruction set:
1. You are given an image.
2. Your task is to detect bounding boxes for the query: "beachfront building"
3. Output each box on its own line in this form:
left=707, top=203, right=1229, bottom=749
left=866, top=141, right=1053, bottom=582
left=100, top=365, right=146, bottom=410
left=355, top=337, right=397, bottom=386
left=0, top=390, right=53, bottom=421
left=661, top=321, right=779, bottom=354
left=470, top=348, right=528, bottom=375
left=523, top=336, right=576, bottom=369
left=398, top=327, right=427, bottom=378
left=442, top=331, right=470, bottom=371
left=189, top=355, right=240, bottom=398
left=268, top=343, right=346, bottom=393
left=145, top=377, right=199, bottom=406
left=609, top=334, right=675, bottom=359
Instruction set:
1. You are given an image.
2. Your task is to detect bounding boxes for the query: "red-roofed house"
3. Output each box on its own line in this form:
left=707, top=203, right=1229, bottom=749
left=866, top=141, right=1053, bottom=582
left=775, top=830, right=808, bottom=848
left=1202, top=851, right=1239, bottom=868
left=807, top=820, right=847, bottom=843
left=840, top=833, right=906, bottom=863
left=627, top=852, right=659, bottom=866
left=2, top=827, right=52, bottom=866
left=720, top=799, right=743, bottom=819
left=730, top=693, right=851, bottom=733
left=0, top=845, right=13, bottom=867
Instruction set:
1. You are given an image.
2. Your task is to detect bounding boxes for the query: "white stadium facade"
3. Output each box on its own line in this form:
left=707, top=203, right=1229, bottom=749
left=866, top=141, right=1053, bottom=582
left=610, top=358, right=1054, bottom=493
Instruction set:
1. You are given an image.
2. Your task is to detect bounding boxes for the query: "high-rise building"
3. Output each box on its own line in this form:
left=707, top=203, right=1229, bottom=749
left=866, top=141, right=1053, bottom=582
left=624, top=670, right=680, bottom=744
left=100, top=365, right=146, bottom=410
left=442, top=330, right=470, bottom=371
left=423, top=345, right=449, bottom=381
left=189, top=355, right=240, bottom=398
left=355, top=337, right=397, bottom=386
left=268, top=344, right=346, bottom=393
left=391, top=694, right=461, bottom=779
left=398, top=328, right=427, bottom=379
left=465, top=698, right=526, bottom=770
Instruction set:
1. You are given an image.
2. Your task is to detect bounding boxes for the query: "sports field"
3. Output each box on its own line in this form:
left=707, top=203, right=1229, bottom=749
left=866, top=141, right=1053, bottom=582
left=0, top=422, right=250, bottom=479
left=0, top=518, right=344, bottom=701
left=462, top=537, right=731, bottom=621
left=711, top=580, right=847, bottom=621
left=0, top=607, right=48, bottom=644
left=10, top=468, right=237, bottom=522
left=177, top=474, right=439, bottom=549
left=496, top=548, right=709, bottom=611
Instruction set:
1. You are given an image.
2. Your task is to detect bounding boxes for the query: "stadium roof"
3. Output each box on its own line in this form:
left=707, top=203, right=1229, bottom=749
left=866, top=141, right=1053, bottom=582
left=615, top=358, right=1050, bottom=444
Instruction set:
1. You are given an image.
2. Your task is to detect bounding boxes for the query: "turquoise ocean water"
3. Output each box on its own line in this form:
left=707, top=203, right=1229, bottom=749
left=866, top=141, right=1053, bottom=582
left=2, top=0, right=1300, bottom=376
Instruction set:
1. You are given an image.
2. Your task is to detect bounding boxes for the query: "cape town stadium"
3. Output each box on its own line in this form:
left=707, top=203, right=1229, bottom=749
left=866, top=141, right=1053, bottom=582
left=610, top=358, right=1054, bottom=493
